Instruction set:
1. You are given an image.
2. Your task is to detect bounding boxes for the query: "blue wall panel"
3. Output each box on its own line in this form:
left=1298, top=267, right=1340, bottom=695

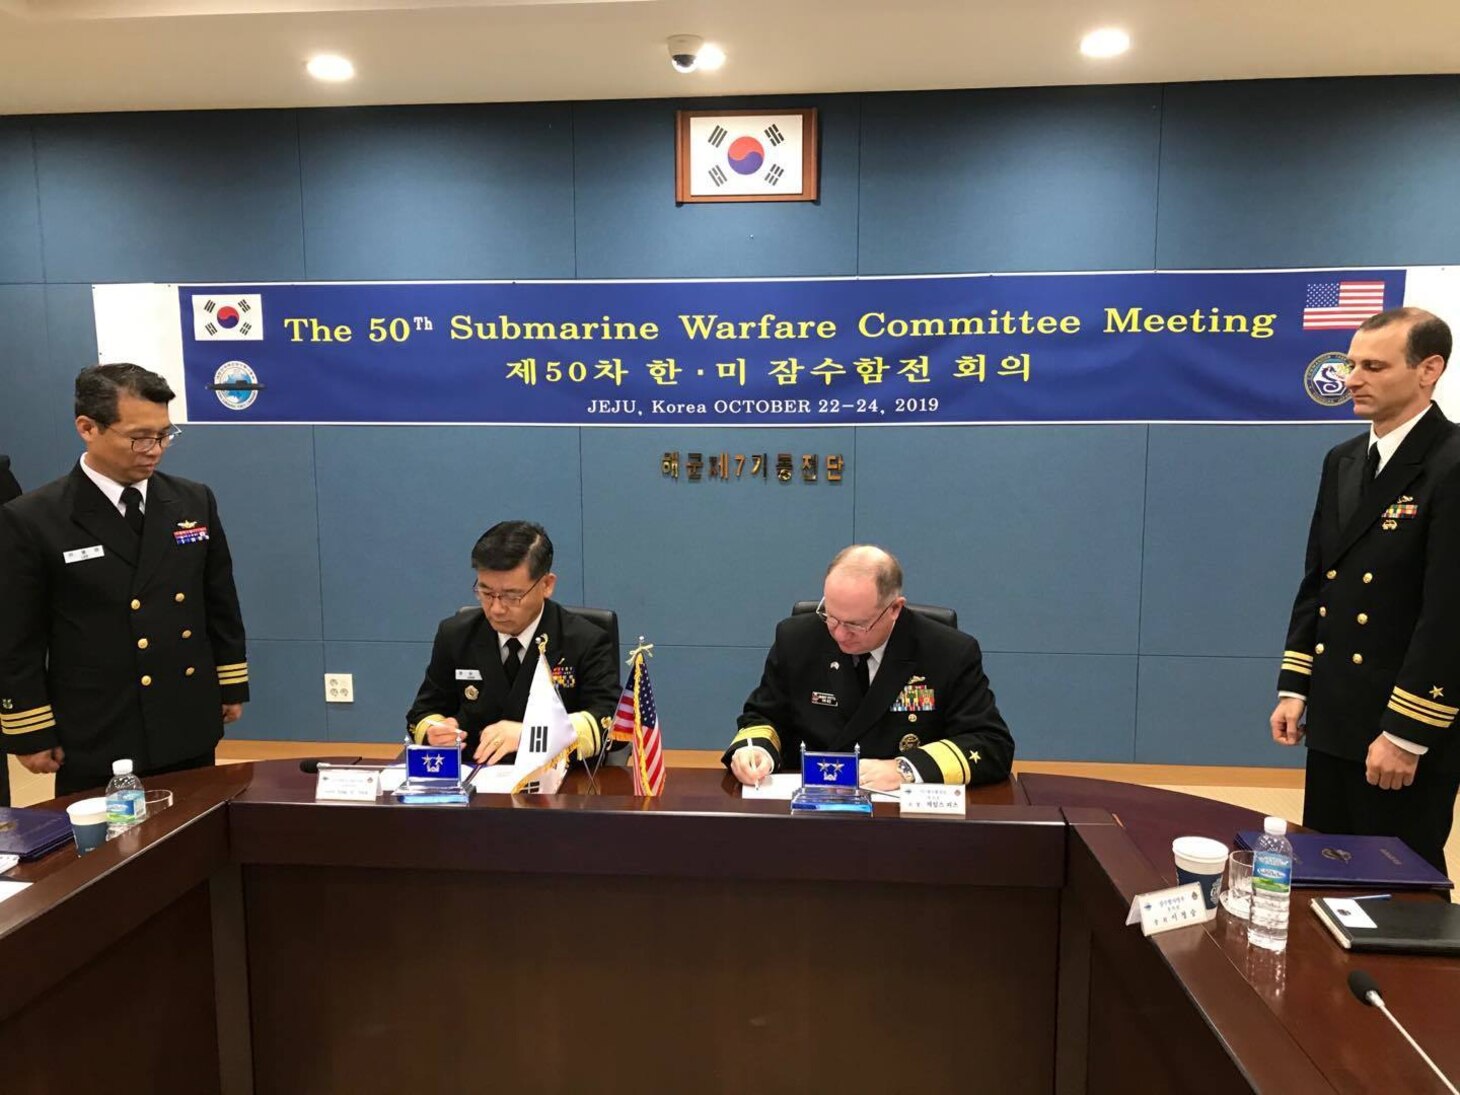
left=322, top=640, right=432, bottom=743
left=2, top=80, right=1451, bottom=761
left=1135, top=655, right=1304, bottom=767
left=232, top=639, right=325, bottom=743
left=581, top=426, right=855, bottom=647
left=34, top=111, right=306, bottom=284
left=1140, top=424, right=1357, bottom=657
left=314, top=425, right=585, bottom=643
left=573, top=97, right=862, bottom=279
left=38, top=283, right=102, bottom=476
left=1156, top=77, right=1460, bottom=269
left=982, top=652, right=1138, bottom=762
left=0, top=285, right=57, bottom=484
left=858, top=87, right=1162, bottom=275
left=0, top=122, right=43, bottom=284
left=642, top=644, right=773, bottom=752
left=161, top=425, right=323, bottom=642
left=299, top=104, right=577, bottom=281
left=854, top=425, right=1148, bottom=654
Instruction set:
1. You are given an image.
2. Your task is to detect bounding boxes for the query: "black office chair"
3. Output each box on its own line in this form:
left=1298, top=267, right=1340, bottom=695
left=791, top=599, right=957, bottom=630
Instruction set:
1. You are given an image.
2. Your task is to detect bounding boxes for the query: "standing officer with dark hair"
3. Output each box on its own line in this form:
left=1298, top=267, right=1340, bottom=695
left=407, top=520, right=620, bottom=765
left=0, top=453, right=20, bottom=807
left=0, top=364, right=249, bottom=795
left=1272, top=307, right=1460, bottom=874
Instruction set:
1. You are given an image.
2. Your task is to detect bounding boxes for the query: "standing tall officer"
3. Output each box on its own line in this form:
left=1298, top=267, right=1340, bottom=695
left=0, top=453, right=20, bottom=807
left=1272, top=307, right=1460, bottom=874
left=0, top=364, right=248, bottom=795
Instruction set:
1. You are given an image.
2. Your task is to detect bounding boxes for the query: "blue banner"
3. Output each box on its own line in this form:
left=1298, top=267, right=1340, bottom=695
left=175, top=269, right=1404, bottom=425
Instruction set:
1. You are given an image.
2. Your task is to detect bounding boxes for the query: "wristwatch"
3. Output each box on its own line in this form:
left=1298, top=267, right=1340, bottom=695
left=895, top=757, right=917, bottom=783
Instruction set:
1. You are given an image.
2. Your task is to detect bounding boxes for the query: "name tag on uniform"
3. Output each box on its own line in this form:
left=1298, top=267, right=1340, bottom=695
left=811, top=691, right=838, bottom=707
left=455, top=669, right=483, bottom=681
left=63, top=545, right=105, bottom=564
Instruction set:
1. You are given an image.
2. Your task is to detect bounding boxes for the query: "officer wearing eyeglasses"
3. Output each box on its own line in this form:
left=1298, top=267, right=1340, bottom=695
left=406, top=521, right=620, bottom=766
left=724, top=545, right=1014, bottom=791
left=0, top=364, right=249, bottom=794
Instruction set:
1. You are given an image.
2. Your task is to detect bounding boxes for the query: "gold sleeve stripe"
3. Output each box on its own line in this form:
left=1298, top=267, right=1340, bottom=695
left=2, top=713, right=57, bottom=732
left=1, top=712, right=54, bottom=730
left=921, top=739, right=971, bottom=784
left=412, top=715, right=445, bottom=744
left=218, top=668, right=249, bottom=679
left=215, top=662, right=248, bottom=672
left=1392, top=687, right=1459, bottom=718
left=1387, top=699, right=1450, bottom=730
left=1280, top=661, right=1313, bottom=677
left=569, top=711, right=599, bottom=758
left=731, top=724, right=782, bottom=753
left=2, top=715, right=56, bottom=735
left=1282, top=650, right=1314, bottom=663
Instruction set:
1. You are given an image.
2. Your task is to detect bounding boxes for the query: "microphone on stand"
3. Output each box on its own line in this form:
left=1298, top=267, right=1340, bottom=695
left=1348, top=970, right=1458, bottom=1094
left=298, top=758, right=386, bottom=774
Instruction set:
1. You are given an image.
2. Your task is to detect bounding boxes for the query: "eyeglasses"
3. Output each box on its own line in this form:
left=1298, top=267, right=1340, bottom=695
left=104, top=425, right=182, bottom=454
left=815, top=596, right=896, bottom=635
left=472, top=573, right=545, bottom=607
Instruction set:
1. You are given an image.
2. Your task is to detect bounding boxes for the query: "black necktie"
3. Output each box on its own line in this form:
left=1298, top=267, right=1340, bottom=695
left=1363, top=443, right=1380, bottom=490
left=120, top=486, right=144, bottom=537
left=853, top=654, right=871, bottom=697
left=503, top=637, right=522, bottom=686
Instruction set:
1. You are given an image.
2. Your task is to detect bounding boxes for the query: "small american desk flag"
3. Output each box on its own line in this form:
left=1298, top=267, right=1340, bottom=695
left=611, top=644, right=666, bottom=796
left=1302, top=281, right=1386, bottom=330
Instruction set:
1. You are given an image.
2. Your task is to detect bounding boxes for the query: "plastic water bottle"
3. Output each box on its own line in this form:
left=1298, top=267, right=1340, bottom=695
left=105, top=758, right=147, bottom=838
left=1248, top=815, right=1293, bottom=952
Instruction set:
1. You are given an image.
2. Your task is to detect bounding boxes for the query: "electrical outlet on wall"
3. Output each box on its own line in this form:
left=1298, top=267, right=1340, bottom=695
left=325, top=673, right=354, bottom=703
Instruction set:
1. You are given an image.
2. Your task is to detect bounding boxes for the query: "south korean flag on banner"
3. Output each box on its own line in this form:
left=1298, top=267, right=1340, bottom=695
left=192, top=294, right=263, bottom=340
left=688, top=113, right=806, bottom=198
left=510, top=644, right=577, bottom=794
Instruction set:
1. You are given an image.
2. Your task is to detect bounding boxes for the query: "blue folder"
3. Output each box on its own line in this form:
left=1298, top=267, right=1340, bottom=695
left=0, top=807, right=75, bottom=860
left=1235, top=831, right=1452, bottom=892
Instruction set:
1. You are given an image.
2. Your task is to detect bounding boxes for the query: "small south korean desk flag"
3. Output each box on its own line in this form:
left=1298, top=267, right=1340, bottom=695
left=685, top=112, right=809, bottom=199
left=511, top=636, right=577, bottom=794
left=192, top=293, right=263, bottom=340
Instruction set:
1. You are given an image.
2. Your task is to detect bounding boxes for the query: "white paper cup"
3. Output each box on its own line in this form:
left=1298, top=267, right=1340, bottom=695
left=66, top=797, right=109, bottom=854
left=1172, top=835, right=1229, bottom=921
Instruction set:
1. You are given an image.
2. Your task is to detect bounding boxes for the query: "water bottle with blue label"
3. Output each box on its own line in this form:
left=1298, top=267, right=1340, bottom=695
left=104, top=758, right=147, bottom=839
left=1248, top=815, right=1292, bottom=952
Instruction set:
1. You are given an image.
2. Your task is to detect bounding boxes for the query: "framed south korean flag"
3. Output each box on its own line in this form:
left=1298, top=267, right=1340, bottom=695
left=675, top=108, right=820, bottom=203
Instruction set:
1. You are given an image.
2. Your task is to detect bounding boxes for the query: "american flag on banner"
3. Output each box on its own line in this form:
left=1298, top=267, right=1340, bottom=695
left=610, top=646, right=665, bottom=796
left=1302, top=281, right=1386, bottom=330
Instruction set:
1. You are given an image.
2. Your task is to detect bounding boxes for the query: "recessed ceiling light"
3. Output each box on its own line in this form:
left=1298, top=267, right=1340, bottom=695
left=697, top=43, right=726, bottom=72
left=1080, top=28, right=1130, bottom=59
left=306, top=54, right=355, bottom=82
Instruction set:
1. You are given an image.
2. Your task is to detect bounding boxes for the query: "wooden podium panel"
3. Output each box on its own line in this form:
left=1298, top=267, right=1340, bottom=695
left=245, top=866, right=1057, bottom=1094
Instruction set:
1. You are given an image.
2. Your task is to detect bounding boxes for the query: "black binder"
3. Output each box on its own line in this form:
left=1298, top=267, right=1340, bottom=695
left=1310, top=896, right=1460, bottom=955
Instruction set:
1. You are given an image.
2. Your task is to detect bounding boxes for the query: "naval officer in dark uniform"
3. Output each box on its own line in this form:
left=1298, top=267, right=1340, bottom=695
left=407, top=521, right=620, bottom=766
left=1272, top=307, right=1460, bottom=874
left=0, top=453, right=20, bottom=807
left=0, top=364, right=248, bottom=795
left=725, top=545, right=1014, bottom=790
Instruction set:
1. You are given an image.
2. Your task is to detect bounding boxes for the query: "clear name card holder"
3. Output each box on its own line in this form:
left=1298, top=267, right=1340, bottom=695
left=790, top=745, right=873, bottom=814
left=395, top=743, right=473, bottom=805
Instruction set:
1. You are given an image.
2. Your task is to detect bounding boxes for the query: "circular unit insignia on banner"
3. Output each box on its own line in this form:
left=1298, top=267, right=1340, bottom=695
left=213, top=360, right=260, bottom=411
left=1303, top=352, right=1353, bottom=407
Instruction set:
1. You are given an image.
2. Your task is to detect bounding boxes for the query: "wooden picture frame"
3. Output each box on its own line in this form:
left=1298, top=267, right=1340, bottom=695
left=675, top=108, right=820, bottom=204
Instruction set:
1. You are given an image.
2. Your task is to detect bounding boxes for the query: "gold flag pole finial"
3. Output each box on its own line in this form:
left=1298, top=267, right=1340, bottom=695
left=535, top=633, right=549, bottom=657
left=626, top=636, right=655, bottom=666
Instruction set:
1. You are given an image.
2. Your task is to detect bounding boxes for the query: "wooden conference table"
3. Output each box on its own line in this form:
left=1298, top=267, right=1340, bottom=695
left=0, top=762, right=1455, bottom=1094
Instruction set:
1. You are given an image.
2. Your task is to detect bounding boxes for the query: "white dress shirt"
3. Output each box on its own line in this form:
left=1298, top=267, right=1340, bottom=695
left=79, top=454, right=147, bottom=517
